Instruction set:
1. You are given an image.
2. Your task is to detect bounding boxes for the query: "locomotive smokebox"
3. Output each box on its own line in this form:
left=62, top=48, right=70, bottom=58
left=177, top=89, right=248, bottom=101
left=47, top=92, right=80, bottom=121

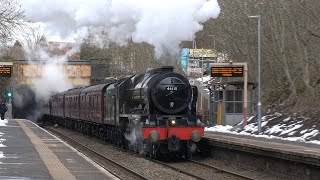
left=150, top=73, right=192, bottom=114
left=132, top=66, right=192, bottom=115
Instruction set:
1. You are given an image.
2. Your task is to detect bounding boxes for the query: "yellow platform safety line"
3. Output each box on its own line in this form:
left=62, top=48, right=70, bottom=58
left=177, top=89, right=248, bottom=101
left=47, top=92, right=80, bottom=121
left=16, top=120, right=76, bottom=180
left=217, top=101, right=223, bottom=125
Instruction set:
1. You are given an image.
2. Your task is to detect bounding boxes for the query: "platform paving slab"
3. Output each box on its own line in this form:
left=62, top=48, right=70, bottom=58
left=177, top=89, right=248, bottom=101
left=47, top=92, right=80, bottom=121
left=0, top=119, right=118, bottom=180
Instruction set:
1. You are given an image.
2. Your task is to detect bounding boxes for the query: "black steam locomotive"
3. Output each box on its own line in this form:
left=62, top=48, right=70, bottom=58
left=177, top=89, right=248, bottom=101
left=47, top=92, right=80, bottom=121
left=44, top=66, right=204, bottom=159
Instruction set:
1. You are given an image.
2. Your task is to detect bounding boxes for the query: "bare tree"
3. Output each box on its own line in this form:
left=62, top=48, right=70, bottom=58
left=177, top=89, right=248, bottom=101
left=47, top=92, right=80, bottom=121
left=193, top=0, right=320, bottom=113
left=25, top=26, right=43, bottom=50
left=265, top=1, right=297, bottom=101
left=80, top=28, right=161, bottom=84
left=0, top=0, right=28, bottom=46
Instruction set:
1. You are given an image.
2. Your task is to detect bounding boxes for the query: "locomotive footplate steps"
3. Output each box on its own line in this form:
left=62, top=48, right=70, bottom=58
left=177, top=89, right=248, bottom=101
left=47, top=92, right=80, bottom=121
left=0, top=119, right=118, bottom=180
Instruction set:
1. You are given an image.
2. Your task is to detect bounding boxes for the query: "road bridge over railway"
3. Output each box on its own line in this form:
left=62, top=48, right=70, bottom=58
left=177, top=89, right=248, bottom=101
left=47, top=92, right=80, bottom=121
left=0, top=60, right=91, bottom=120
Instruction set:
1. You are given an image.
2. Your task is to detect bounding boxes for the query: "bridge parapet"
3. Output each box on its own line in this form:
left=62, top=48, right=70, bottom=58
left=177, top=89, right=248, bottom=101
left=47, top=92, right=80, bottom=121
left=12, top=60, right=91, bottom=87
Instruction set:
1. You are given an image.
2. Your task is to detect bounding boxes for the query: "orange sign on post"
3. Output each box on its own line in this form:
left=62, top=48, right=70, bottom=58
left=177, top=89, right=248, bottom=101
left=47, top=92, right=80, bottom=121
left=0, top=66, right=12, bottom=77
left=211, top=67, right=243, bottom=77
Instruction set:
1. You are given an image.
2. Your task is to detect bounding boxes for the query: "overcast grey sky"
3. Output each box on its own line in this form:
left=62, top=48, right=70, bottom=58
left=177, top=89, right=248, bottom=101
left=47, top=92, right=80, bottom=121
left=21, top=0, right=220, bottom=58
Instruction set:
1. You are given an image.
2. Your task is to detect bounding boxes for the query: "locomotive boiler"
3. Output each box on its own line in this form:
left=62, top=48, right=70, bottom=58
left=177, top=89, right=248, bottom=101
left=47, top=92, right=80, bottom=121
left=45, top=66, right=204, bottom=159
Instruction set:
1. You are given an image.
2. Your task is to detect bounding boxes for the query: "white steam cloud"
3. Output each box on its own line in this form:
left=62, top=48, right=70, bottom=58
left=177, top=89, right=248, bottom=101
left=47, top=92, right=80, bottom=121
left=14, top=42, right=77, bottom=121
left=21, top=0, right=221, bottom=58
left=31, top=64, right=73, bottom=102
left=25, top=43, right=79, bottom=101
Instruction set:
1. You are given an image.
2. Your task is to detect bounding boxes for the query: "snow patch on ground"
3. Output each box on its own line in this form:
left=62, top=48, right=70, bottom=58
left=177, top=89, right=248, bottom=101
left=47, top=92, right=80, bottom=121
left=0, top=119, right=8, bottom=148
left=0, top=119, right=8, bottom=127
left=205, top=113, right=320, bottom=145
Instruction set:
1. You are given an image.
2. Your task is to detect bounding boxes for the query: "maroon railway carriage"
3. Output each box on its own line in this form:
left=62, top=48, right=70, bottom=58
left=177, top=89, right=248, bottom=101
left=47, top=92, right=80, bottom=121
left=50, top=92, right=65, bottom=117
left=79, top=83, right=110, bottom=124
left=64, top=88, right=82, bottom=119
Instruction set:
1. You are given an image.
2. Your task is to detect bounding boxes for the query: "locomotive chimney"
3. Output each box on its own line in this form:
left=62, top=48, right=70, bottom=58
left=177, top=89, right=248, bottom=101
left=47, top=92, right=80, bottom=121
left=160, top=66, right=174, bottom=72
left=145, top=66, right=174, bottom=76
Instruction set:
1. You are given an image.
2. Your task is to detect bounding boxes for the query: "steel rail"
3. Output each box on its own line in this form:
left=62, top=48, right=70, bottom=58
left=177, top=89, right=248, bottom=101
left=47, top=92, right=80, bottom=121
left=189, top=160, right=254, bottom=180
left=150, top=159, right=206, bottom=180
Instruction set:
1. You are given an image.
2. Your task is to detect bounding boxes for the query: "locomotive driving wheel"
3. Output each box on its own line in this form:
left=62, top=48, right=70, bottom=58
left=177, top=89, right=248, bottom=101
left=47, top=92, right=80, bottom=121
left=185, top=143, right=192, bottom=160
left=117, top=129, right=123, bottom=147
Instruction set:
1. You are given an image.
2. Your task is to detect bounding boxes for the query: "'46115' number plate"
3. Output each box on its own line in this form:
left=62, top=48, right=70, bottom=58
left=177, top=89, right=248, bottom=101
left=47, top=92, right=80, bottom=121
left=166, top=87, right=177, bottom=91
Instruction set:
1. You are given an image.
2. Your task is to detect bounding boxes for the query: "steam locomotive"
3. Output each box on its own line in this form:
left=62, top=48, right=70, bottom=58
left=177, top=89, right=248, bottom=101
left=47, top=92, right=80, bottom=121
left=44, top=66, right=204, bottom=159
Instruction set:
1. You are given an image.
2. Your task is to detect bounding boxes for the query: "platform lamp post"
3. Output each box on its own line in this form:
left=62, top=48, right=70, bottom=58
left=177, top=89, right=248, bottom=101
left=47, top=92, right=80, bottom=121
left=192, top=40, right=196, bottom=58
left=208, top=34, right=215, bottom=126
left=248, top=15, right=262, bottom=133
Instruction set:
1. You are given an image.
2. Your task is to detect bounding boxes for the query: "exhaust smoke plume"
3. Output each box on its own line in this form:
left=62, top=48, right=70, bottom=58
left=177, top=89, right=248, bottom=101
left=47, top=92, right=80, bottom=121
left=21, top=0, right=221, bottom=58
left=26, top=42, right=77, bottom=101
left=13, top=42, right=77, bottom=121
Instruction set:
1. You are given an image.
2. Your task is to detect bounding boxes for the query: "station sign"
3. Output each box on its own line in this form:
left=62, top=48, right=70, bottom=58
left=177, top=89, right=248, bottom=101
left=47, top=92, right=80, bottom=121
left=211, top=66, right=243, bottom=77
left=0, top=66, right=12, bottom=77
left=189, top=49, right=218, bottom=58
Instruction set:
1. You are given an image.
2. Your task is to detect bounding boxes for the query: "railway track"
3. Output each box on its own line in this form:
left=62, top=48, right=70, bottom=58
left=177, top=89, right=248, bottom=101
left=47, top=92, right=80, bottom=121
left=46, top=125, right=253, bottom=180
left=46, top=127, right=148, bottom=180
left=189, top=160, right=253, bottom=179
left=150, top=159, right=207, bottom=180
left=151, top=159, right=253, bottom=180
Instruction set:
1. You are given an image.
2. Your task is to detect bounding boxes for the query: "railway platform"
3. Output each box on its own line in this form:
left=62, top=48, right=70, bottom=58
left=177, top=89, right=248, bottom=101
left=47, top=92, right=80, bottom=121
left=204, top=131, right=320, bottom=167
left=0, top=118, right=118, bottom=180
left=203, top=132, right=320, bottom=179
